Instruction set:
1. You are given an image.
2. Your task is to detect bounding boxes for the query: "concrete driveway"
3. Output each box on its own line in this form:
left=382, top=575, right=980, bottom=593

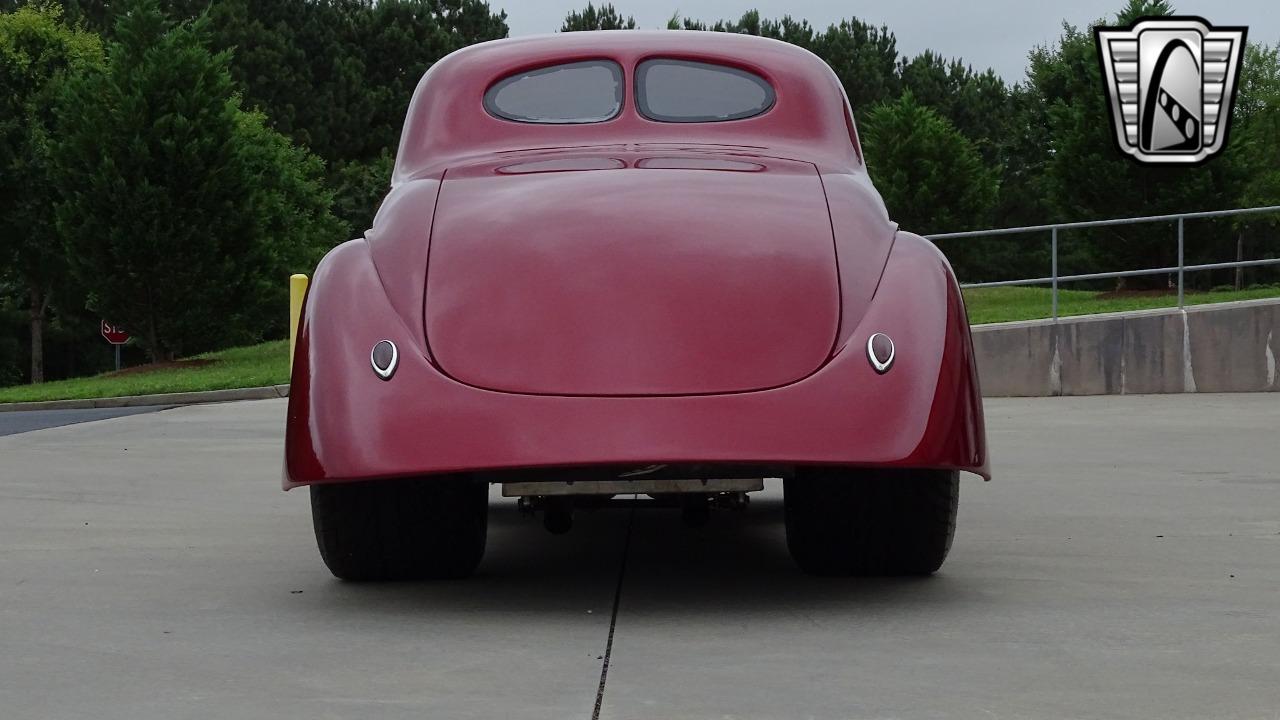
left=1, top=395, right=1277, bottom=719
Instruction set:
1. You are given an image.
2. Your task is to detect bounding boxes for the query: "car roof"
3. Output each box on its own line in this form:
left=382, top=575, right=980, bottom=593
left=393, top=31, right=863, bottom=183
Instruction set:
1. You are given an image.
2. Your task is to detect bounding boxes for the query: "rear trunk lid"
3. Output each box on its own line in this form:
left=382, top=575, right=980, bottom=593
left=424, top=153, right=840, bottom=396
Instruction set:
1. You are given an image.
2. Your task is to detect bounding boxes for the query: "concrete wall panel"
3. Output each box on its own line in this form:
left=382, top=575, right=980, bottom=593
left=1055, top=316, right=1125, bottom=396
left=1185, top=302, right=1279, bottom=393
left=973, top=299, right=1280, bottom=397
left=970, top=323, right=1055, bottom=397
left=1120, top=312, right=1185, bottom=395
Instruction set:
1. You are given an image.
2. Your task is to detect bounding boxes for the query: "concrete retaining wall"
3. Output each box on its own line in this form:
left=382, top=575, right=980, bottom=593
left=972, top=298, right=1280, bottom=397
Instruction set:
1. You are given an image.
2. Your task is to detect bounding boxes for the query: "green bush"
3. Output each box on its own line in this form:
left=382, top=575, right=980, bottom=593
left=51, top=0, right=340, bottom=360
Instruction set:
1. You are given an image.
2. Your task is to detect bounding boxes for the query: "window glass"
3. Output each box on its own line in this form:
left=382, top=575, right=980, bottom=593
left=636, top=59, right=775, bottom=122
left=484, top=60, right=623, bottom=124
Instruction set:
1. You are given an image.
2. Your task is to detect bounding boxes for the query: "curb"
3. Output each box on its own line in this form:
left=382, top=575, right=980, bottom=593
left=0, top=384, right=290, bottom=413
left=970, top=296, right=1280, bottom=329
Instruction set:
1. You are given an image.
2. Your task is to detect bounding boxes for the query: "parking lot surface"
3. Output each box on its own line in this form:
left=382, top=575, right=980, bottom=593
left=0, top=405, right=171, bottom=436
left=1, top=394, right=1277, bottom=719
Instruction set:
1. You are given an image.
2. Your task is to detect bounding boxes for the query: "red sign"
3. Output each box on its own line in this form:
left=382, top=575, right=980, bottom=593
left=101, top=321, right=130, bottom=345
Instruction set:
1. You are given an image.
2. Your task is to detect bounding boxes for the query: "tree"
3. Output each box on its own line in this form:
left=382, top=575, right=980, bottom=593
left=205, top=0, right=387, bottom=164
left=51, top=0, right=339, bottom=360
left=233, top=109, right=343, bottom=336
left=668, top=9, right=816, bottom=50
left=1021, top=3, right=1232, bottom=288
left=0, top=5, right=103, bottom=383
left=1221, top=43, right=1280, bottom=287
left=1229, top=43, right=1280, bottom=210
left=1117, top=0, right=1173, bottom=21
left=330, top=152, right=396, bottom=238
left=980, top=83, right=1055, bottom=278
left=812, top=19, right=900, bottom=115
left=668, top=11, right=897, bottom=116
left=899, top=51, right=1011, bottom=164
left=0, top=0, right=207, bottom=33
left=561, top=3, right=635, bottom=31
left=205, top=0, right=508, bottom=235
left=860, top=92, right=998, bottom=243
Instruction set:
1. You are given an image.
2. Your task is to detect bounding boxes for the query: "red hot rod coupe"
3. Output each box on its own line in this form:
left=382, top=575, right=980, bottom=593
left=285, top=31, right=988, bottom=581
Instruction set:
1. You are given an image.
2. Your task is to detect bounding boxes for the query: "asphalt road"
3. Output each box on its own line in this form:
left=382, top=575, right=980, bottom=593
left=1, top=394, right=1277, bottom=719
left=0, top=405, right=171, bottom=436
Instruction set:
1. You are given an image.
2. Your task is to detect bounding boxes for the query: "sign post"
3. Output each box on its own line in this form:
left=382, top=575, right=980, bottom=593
left=101, top=321, right=130, bottom=371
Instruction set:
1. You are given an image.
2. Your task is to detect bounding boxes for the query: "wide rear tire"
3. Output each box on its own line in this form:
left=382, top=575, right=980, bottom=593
left=310, top=475, right=488, bottom=581
left=784, top=468, right=959, bottom=576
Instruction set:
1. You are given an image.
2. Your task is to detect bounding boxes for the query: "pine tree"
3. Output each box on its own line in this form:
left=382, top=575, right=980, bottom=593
left=51, top=0, right=339, bottom=359
left=860, top=91, right=999, bottom=241
left=561, top=3, right=636, bottom=31
left=0, top=5, right=103, bottom=382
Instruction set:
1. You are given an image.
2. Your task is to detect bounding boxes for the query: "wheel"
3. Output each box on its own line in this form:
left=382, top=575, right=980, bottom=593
left=784, top=468, right=959, bottom=576
left=310, top=475, right=488, bottom=581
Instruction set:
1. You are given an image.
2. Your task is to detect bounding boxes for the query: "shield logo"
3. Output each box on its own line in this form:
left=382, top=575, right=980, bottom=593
left=1095, top=16, right=1247, bottom=164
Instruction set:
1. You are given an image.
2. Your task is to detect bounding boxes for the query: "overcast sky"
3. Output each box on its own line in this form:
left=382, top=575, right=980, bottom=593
left=498, top=1, right=1275, bottom=84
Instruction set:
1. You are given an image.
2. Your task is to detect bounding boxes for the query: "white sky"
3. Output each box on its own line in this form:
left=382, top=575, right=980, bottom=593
left=498, top=0, right=1274, bottom=83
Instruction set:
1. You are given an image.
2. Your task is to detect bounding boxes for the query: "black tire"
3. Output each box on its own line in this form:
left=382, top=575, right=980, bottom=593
left=310, top=475, right=488, bottom=581
left=784, top=468, right=959, bottom=576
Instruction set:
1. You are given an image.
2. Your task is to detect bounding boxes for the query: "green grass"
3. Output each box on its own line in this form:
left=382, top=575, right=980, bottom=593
left=3, top=285, right=1280, bottom=403
left=962, top=285, right=1280, bottom=325
left=0, top=340, right=289, bottom=404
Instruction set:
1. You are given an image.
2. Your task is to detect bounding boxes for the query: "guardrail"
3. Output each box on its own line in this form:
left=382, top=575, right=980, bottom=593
left=926, top=205, right=1280, bottom=320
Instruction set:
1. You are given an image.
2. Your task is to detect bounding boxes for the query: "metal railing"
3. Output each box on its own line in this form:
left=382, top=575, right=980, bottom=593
left=926, top=205, right=1280, bottom=320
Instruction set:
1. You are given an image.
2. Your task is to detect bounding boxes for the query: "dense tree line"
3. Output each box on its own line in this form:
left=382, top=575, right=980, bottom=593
left=0, top=0, right=506, bottom=381
left=658, top=1, right=1279, bottom=284
left=0, top=0, right=1276, bottom=386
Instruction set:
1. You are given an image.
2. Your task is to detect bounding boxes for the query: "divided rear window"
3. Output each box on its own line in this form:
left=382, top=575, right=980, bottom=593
left=484, top=60, right=624, bottom=124
left=636, top=59, right=775, bottom=122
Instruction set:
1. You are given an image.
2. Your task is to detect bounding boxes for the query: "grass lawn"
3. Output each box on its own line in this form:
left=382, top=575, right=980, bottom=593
left=0, top=340, right=289, bottom=404
left=962, top=285, right=1280, bottom=325
left=3, top=286, right=1280, bottom=403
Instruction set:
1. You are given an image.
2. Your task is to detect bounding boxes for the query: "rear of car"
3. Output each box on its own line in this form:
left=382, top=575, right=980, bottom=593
left=286, top=32, right=987, bottom=581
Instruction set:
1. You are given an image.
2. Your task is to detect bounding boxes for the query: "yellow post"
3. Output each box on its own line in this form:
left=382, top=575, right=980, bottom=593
left=289, top=274, right=309, bottom=371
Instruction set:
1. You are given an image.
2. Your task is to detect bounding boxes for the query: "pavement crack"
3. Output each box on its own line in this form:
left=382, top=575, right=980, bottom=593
left=591, top=503, right=635, bottom=720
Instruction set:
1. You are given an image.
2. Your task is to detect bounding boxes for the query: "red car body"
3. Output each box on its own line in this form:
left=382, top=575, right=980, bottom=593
left=284, top=31, right=988, bottom=490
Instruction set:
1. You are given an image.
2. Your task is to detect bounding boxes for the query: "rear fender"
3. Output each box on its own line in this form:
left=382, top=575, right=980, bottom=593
left=285, top=239, right=410, bottom=485
left=858, top=231, right=987, bottom=477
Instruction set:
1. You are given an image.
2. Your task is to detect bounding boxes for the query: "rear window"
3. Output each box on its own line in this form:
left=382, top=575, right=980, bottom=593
left=636, top=59, right=775, bottom=122
left=484, top=60, right=624, bottom=124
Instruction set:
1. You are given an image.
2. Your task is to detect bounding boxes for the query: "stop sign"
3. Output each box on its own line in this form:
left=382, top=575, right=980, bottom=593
left=101, top=320, right=130, bottom=345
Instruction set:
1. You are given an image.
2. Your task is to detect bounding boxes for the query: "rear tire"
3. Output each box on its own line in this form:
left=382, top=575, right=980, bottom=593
left=784, top=468, right=958, bottom=576
left=310, top=475, right=488, bottom=581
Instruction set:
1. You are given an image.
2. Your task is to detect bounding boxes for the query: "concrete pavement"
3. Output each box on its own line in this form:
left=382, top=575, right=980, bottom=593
left=1, top=395, right=1277, bottom=719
